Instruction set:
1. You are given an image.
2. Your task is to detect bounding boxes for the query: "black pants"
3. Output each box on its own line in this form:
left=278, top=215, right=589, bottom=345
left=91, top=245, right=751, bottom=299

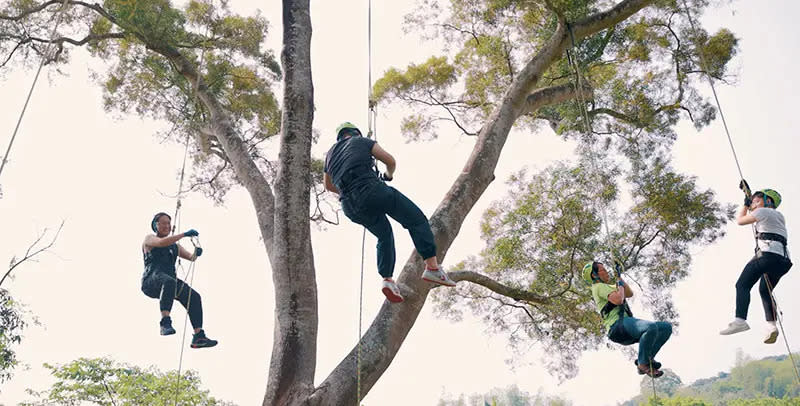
left=342, top=184, right=436, bottom=278
left=142, top=273, right=203, bottom=329
left=735, top=252, right=792, bottom=321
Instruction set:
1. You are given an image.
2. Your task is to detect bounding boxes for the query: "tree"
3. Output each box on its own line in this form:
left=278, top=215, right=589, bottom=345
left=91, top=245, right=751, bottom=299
left=437, top=384, right=572, bottom=406
left=0, top=0, right=736, bottom=405
left=21, top=357, right=234, bottom=405
left=0, top=222, right=62, bottom=385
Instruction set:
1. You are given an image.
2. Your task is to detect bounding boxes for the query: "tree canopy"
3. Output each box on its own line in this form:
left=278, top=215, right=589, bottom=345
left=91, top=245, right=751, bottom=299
left=21, top=357, right=234, bottom=405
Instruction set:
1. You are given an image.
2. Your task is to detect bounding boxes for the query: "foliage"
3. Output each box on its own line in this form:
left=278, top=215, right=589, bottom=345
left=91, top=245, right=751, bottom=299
left=437, top=384, right=572, bottom=406
left=624, top=353, right=800, bottom=406
left=0, top=0, right=281, bottom=203
left=433, top=156, right=731, bottom=378
left=380, top=0, right=737, bottom=155
left=0, top=288, right=33, bottom=385
left=21, top=357, right=235, bottom=405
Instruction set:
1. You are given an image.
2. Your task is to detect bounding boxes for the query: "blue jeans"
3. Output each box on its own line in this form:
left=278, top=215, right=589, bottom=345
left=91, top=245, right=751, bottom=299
left=619, top=317, right=672, bottom=366
left=341, top=184, right=436, bottom=278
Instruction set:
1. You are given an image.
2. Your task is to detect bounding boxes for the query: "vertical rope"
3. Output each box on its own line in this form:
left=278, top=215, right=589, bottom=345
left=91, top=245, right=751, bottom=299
left=0, top=0, right=71, bottom=182
left=762, top=273, right=800, bottom=385
left=680, top=0, right=744, bottom=180
left=357, top=229, right=366, bottom=406
left=357, top=3, right=373, bottom=404
left=565, top=26, right=615, bottom=259
left=170, top=23, right=209, bottom=405
left=649, top=359, right=659, bottom=403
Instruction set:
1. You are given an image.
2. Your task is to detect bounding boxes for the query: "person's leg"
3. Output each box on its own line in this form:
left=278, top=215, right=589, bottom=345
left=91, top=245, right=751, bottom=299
left=175, top=279, right=203, bottom=332
left=734, top=257, right=763, bottom=320
left=363, top=215, right=396, bottom=279
left=648, top=321, right=673, bottom=360
left=344, top=193, right=397, bottom=279
left=143, top=273, right=177, bottom=335
left=174, top=280, right=218, bottom=348
left=758, top=256, right=791, bottom=322
left=622, top=317, right=655, bottom=367
left=381, top=186, right=437, bottom=265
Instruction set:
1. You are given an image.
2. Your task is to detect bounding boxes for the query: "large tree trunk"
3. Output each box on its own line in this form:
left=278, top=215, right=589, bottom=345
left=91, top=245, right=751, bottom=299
left=263, top=0, right=318, bottom=405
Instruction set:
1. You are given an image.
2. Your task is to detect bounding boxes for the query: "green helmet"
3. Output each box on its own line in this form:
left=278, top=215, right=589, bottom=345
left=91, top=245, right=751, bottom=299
left=756, top=189, right=782, bottom=208
left=582, top=262, right=597, bottom=286
left=335, top=122, right=362, bottom=141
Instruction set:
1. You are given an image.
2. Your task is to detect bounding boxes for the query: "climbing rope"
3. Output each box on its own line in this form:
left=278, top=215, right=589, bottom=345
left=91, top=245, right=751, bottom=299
left=0, top=0, right=71, bottom=182
left=566, top=24, right=659, bottom=399
left=356, top=1, right=376, bottom=403
left=680, top=1, right=798, bottom=384
left=680, top=0, right=744, bottom=180
left=763, top=273, right=800, bottom=385
left=170, top=26, right=210, bottom=405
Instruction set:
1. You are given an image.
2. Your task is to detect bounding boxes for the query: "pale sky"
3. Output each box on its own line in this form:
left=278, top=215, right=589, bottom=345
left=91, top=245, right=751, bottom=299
left=1, top=1, right=798, bottom=405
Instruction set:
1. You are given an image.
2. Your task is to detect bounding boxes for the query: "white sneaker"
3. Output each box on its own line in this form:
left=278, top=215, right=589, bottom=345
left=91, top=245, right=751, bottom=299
left=381, top=279, right=404, bottom=303
left=421, top=268, right=456, bottom=287
left=719, top=319, right=750, bottom=335
left=764, top=325, right=779, bottom=344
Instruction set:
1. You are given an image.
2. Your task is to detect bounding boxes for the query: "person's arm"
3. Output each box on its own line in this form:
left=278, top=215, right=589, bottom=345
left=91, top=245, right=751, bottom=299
left=371, top=143, right=396, bottom=178
left=178, top=245, right=197, bottom=261
left=144, top=233, right=186, bottom=249
left=607, top=280, right=631, bottom=305
left=323, top=172, right=339, bottom=194
left=736, top=205, right=758, bottom=226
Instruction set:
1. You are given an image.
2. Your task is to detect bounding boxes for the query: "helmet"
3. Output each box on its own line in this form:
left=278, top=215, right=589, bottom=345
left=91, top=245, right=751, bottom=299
left=582, top=262, right=598, bottom=286
left=151, top=212, right=171, bottom=233
left=754, top=189, right=782, bottom=208
left=335, top=122, right=362, bottom=141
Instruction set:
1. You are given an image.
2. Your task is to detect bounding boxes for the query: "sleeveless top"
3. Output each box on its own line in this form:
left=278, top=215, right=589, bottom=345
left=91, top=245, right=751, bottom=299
left=142, top=243, right=178, bottom=280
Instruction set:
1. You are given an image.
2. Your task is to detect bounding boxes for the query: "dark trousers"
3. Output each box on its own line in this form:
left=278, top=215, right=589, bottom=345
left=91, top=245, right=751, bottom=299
left=142, top=273, right=203, bottom=329
left=342, top=184, right=436, bottom=278
left=735, top=252, right=792, bottom=321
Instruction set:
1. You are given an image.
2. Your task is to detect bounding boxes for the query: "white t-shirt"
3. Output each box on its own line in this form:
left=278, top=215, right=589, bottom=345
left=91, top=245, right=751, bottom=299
left=752, top=208, right=790, bottom=258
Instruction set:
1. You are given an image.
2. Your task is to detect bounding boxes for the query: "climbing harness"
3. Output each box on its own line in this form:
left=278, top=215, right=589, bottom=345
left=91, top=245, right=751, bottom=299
left=680, top=0, right=799, bottom=385
left=0, top=0, right=71, bottom=182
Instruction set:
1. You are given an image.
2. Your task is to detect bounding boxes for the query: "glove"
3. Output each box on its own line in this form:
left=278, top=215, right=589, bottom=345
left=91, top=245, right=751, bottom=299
left=194, top=247, right=203, bottom=257
left=616, top=280, right=625, bottom=287
left=380, top=172, right=393, bottom=182
left=744, top=196, right=752, bottom=207
left=183, top=229, right=199, bottom=237
left=613, top=260, right=623, bottom=278
left=739, top=179, right=752, bottom=198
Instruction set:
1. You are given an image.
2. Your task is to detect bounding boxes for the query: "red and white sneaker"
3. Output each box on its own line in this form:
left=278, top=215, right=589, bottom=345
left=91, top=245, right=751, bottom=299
left=382, top=279, right=404, bottom=303
left=421, top=267, right=456, bottom=287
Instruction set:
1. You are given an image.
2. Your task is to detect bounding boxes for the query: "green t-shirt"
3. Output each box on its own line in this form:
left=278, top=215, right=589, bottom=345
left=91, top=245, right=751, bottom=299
left=591, top=282, right=620, bottom=332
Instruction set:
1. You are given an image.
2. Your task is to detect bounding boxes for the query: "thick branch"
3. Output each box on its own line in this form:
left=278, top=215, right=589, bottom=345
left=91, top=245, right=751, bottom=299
left=522, top=81, right=594, bottom=118
left=448, top=271, right=550, bottom=304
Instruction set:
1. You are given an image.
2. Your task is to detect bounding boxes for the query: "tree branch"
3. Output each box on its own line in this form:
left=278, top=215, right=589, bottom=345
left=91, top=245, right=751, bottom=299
left=1, top=220, right=64, bottom=287
left=522, top=81, right=594, bottom=118
left=448, top=270, right=551, bottom=304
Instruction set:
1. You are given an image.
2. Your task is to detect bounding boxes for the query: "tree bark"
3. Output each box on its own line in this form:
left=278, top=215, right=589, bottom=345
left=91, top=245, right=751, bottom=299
left=263, top=1, right=318, bottom=405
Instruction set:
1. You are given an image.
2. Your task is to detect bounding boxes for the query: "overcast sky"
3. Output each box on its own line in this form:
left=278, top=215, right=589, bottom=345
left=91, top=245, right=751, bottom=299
left=1, top=1, right=799, bottom=405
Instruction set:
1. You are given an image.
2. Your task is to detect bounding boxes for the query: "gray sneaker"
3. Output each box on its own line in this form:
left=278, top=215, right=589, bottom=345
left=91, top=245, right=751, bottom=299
left=719, top=319, right=750, bottom=335
left=421, top=268, right=456, bottom=287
